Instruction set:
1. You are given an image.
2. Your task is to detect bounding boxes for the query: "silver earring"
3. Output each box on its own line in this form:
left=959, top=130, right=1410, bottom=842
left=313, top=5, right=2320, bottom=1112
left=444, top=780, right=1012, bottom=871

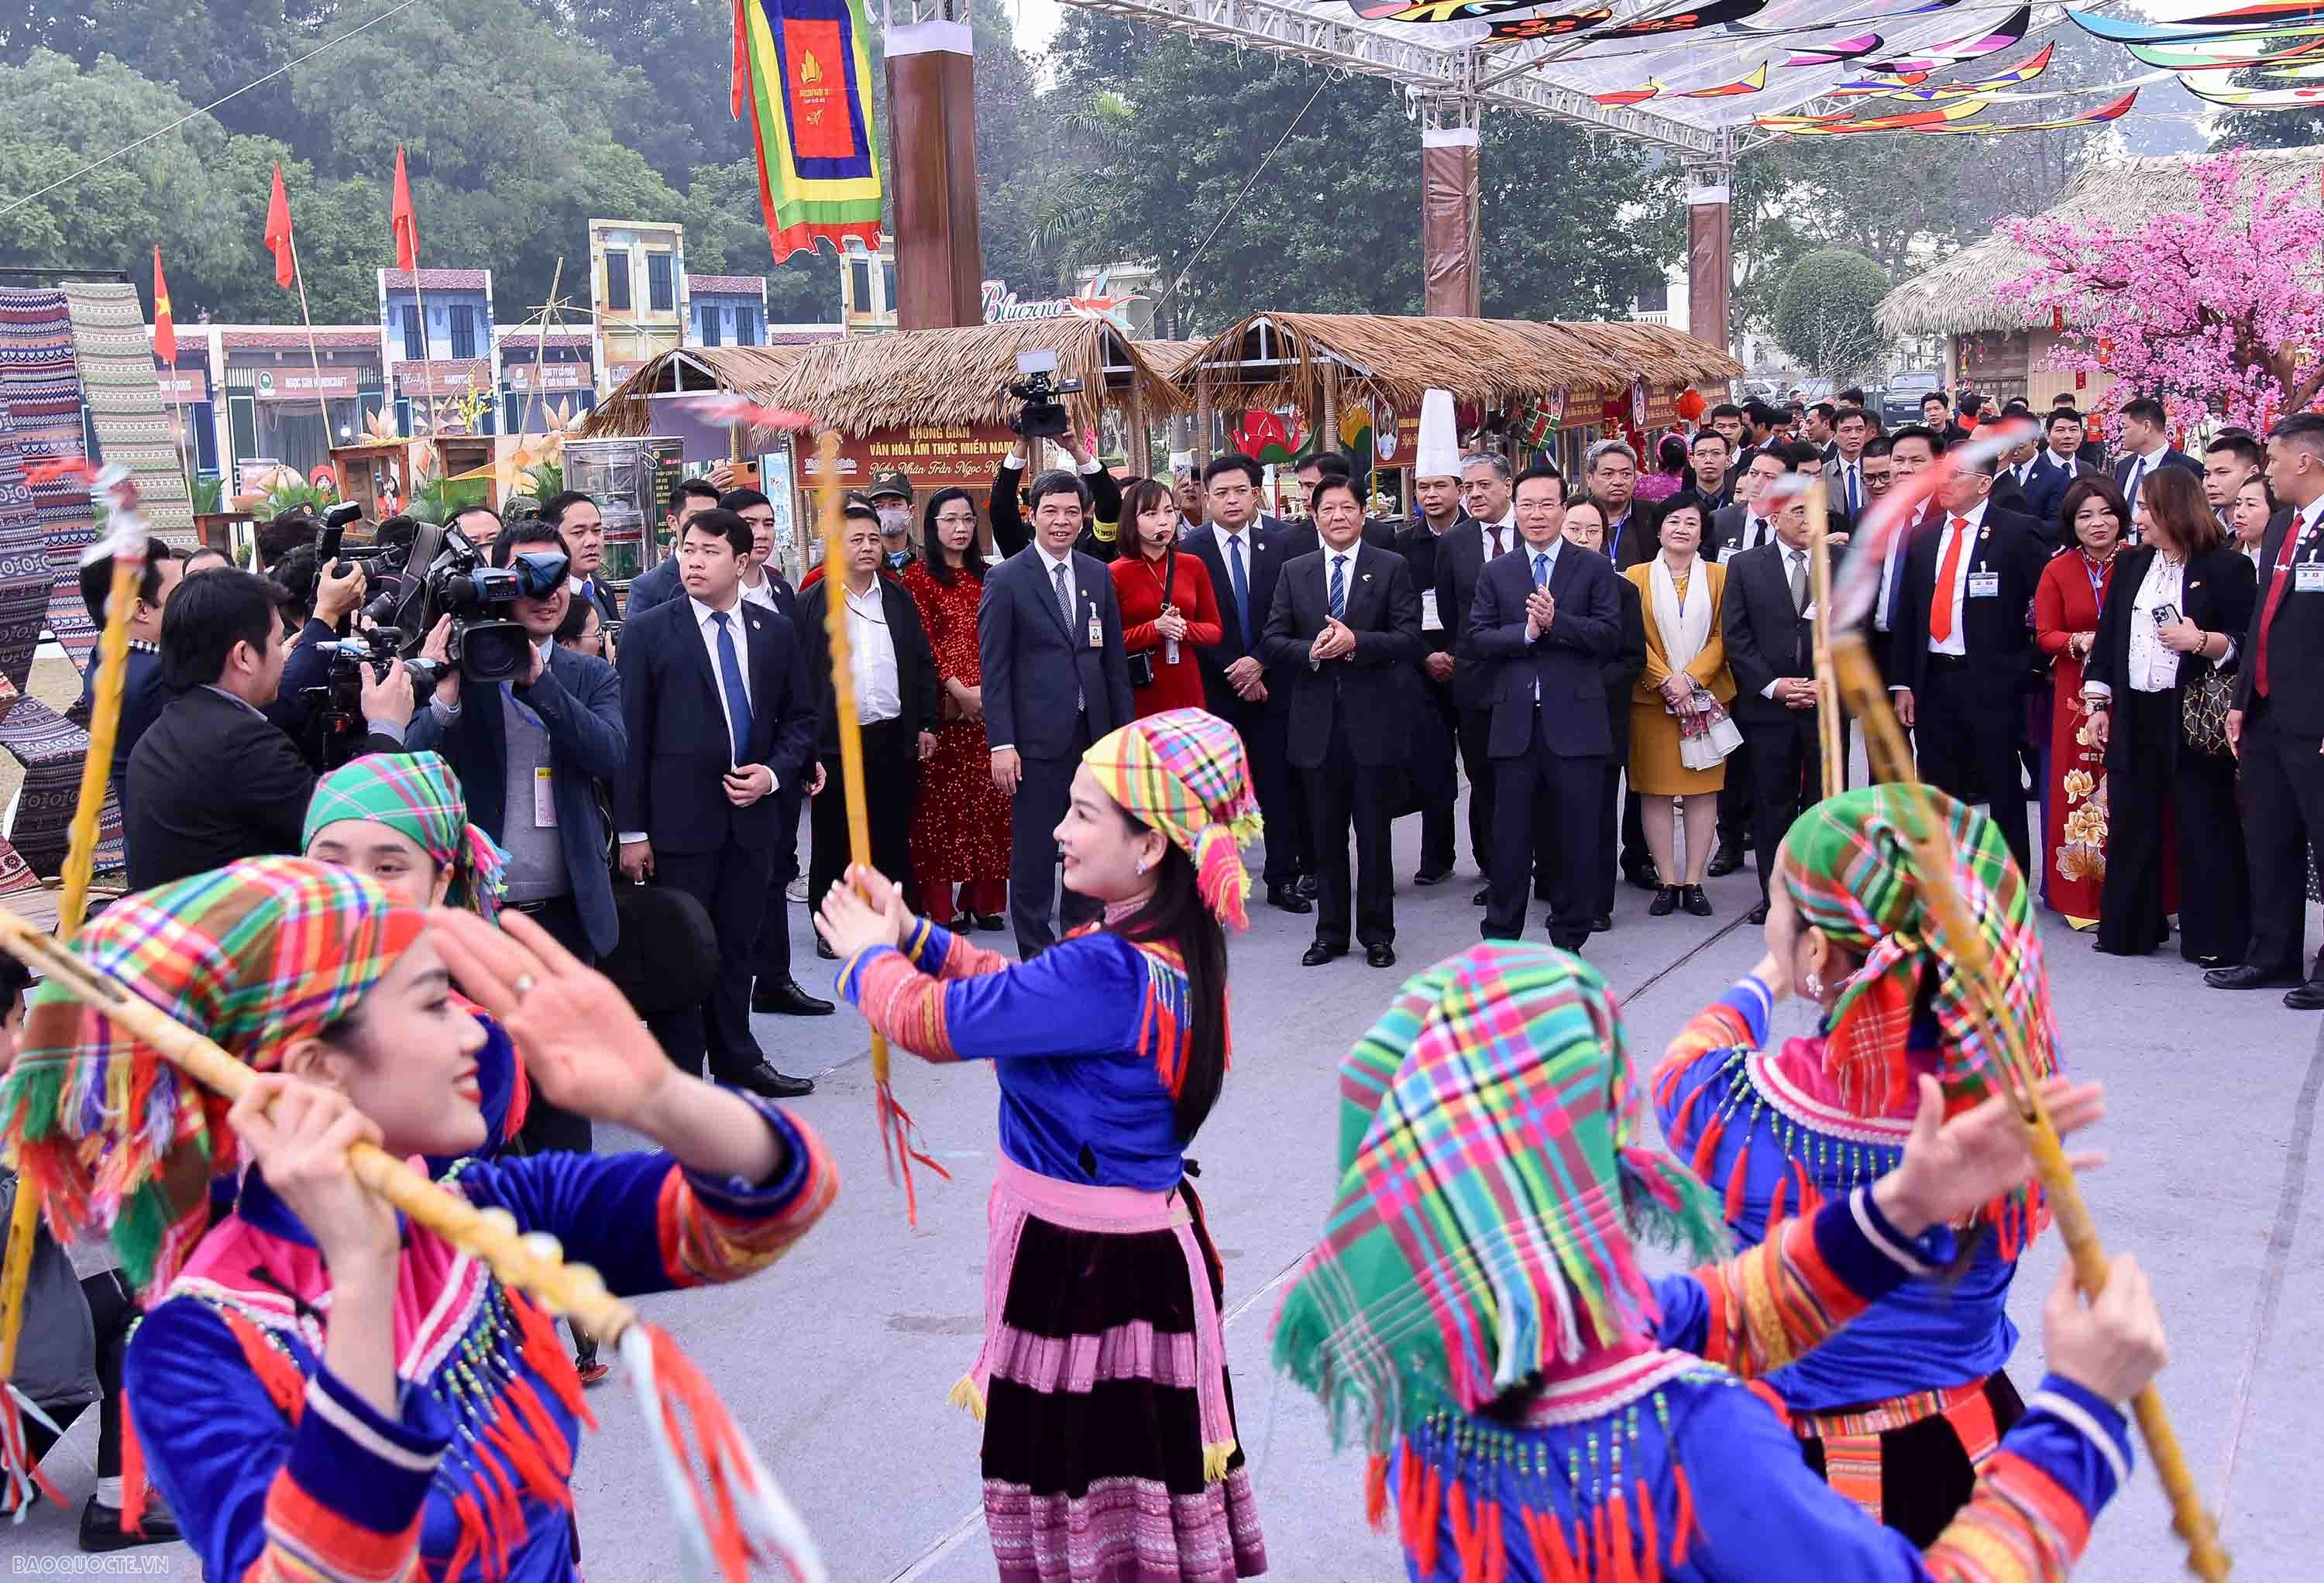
left=1136, top=857, right=1150, bottom=875
left=1805, top=973, right=1824, bottom=999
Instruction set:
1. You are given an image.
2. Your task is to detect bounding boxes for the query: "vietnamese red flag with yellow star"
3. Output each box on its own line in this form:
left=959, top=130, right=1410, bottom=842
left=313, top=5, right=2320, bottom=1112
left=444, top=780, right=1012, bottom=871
left=263, top=163, right=294, bottom=288
left=150, top=246, right=177, bottom=363
left=390, top=144, right=419, bottom=273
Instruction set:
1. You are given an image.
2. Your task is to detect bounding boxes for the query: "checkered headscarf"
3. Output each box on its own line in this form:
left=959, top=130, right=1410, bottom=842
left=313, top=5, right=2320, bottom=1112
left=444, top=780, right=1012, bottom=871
left=304, top=751, right=508, bottom=922
left=0, top=857, right=422, bottom=1295
left=1779, top=785, right=2061, bottom=1119
left=1083, top=708, right=1263, bottom=929
left=1272, top=943, right=1726, bottom=1455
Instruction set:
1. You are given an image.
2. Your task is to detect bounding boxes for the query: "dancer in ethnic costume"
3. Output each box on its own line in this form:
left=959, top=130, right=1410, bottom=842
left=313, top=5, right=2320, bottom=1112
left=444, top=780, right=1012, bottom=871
left=0, top=857, right=836, bottom=1581
left=1275, top=940, right=2158, bottom=1580
left=1655, top=786, right=2062, bottom=1543
left=817, top=706, right=1266, bottom=1581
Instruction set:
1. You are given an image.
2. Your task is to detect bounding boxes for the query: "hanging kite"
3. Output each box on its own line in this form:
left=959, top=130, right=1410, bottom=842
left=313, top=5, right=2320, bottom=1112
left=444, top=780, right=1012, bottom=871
left=1783, top=33, right=1884, bottom=64
left=2179, top=74, right=2324, bottom=102
left=1761, top=86, right=2137, bottom=132
left=1909, top=85, right=2140, bottom=129
left=1865, top=2, right=2030, bottom=70
left=1844, top=41, right=2054, bottom=100
left=2127, top=32, right=2324, bottom=66
left=1484, top=7, right=1610, bottom=35
left=1590, top=80, right=1666, bottom=103
left=730, top=0, right=882, bottom=262
left=1590, top=0, right=1768, bottom=38
left=1828, top=68, right=1933, bottom=93
left=1358, top=0, right=1531, bottom=20
left=2068, top=4, right=2324, bottom=43
left=1678, top=60, right=1769, bottom=93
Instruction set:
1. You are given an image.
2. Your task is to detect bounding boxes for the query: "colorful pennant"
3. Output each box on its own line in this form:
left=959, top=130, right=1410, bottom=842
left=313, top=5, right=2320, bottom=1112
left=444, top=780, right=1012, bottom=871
left=2126, top=32, right=2324, bottom=67
left=2068, top=4, right=2324, bottom=44
left=1590, top=81, right=1666, bottom=103
left=2178, top=74, right=2324, bottom=102
left=1864, top=2, right=2030, bottom=71
left=1844, top=41, right=2054, bottom=100
left=1679, top=60, right=1769, bottom=94
left=1783, top=33, right=1884, bottom=64
left=1760, top=86, right=2139, bottom=134
left=1483, top=7, right=1609, bottom=37
left=731, top=0, right=883, bottom=262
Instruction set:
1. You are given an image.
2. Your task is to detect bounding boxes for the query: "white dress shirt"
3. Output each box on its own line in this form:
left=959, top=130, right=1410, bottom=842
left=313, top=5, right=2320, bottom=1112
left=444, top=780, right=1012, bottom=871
left=1834, top=457, right=1865, bottom=517
left=1480, top=511, right=1517, bottom=560
left=1034, top=540, right=1077, bottom=616
left=1927, top=500, right=1989, bottom=660
left=1521, top=535, right=1562, bottom=699
left=1211, top=521, right=1256, bottom=574
left=843, top=577, right=902, bottom=723
left=740, top=566, right=781, bottom=613
left=1764, top=544, right=1812, bottom=699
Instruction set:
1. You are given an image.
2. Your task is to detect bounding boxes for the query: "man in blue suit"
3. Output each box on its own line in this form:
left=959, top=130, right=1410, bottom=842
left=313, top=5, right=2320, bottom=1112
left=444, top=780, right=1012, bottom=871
left=978, top=468, right=1134, bottom=957
left=622, top=476, right=725, bottom=618
left=616, top=507, right=820, bottom=1097
left=409, top=517, right=627, bottom=1147
left=1459, top=466, right=1623, bottom=953
left=1181, top=452, right=1311, bottom=912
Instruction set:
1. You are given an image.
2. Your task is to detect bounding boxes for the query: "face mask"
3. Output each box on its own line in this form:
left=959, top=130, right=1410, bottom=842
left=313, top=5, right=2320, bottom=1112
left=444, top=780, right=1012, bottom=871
left=878, top=506, right=911, bottom=535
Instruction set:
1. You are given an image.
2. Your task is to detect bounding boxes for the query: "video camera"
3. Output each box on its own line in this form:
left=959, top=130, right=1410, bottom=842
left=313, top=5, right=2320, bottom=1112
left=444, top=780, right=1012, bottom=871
left=1005, top=349, right=1084, bottom=441
left=296, top=635, right=449, bottom=771
left=357, top=522, right=568, bottom=687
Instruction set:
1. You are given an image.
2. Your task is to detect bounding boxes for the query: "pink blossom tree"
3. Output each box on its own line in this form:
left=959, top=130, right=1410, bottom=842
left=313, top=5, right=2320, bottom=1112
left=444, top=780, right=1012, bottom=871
left=1992, top=151, right=2324, bottom=431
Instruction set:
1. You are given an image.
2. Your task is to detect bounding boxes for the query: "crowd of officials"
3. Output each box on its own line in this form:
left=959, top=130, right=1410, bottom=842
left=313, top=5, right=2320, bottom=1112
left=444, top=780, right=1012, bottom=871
left=81, top=389, right=2324, bottom=1169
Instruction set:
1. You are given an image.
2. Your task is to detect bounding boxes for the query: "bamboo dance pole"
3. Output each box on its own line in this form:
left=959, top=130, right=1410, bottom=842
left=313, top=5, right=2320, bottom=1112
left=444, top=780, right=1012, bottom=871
left=1804, top=479, right=1844, bottom=799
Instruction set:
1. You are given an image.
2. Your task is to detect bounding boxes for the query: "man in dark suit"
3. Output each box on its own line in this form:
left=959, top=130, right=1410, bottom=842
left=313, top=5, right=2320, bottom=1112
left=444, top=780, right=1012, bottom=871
left=538, top=490, right=625, bottom=625
left=2214, top=414, right=2324, bottom=1008
left=2017, top=413, right=2096, bottom=533
left=70, top=537, right=181, bottom=795
left=1892, top=452, right=2050, bottom=874
left=1559, top=500, right=1644, bottom=931
left=1587, top=438, right=1657, bottom=572
left=990, top=432, right=1125, bottom=561
left=616, top=507, right=820, bottom=1098
left=1438, top=458, right=1526, bottom=903
left=1723, top=482, right=1847, bottom=923
left=724, top=486, right=826, bottom=1016
left=125, top=569, right=412, bottom=889
left=1261, top=476, right=1422, bottom=968
left=978, top=468, right=1135, bottom=957
left=2203, top=431, right=2265, bottom=535
left=799, top=500, right=940, bottom=944
left=1460, top=467, right=1622, bottom=952
left=1679, top=428, right=1737, bottom=518
left=1184, top=452, right=1309, bottom=912
left=2111, top=396, right=2203, bottom=532
left=1826, top=406, right=1875, bottom=522
left=623, top=476, right=725, bottom=617
left=1277, top=451, right=1398, bottom=560
left=1394, top=463, right=1469, bottom=886
left=408, top=518, right=626, bottom=1152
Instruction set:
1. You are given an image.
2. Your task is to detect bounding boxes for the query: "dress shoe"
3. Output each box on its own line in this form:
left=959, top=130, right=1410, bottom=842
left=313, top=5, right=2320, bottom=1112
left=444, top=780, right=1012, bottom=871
left=716, top=1061, right=816, bottom=1099
left=1681, top=884, right=1714, bottom=918
left=1297, top=874, right=1320, bottom=900
left=1628, top=864, right=1662, bottom=892
left=815, top=936, right=840, bottom=960
left=1267, top=884, right=1313, bottom=915
left=1590, top=912, right=1614, bottom=933
left=1707, top=843, right=1744, bottom=879
left=1302, top=939, right=1348, bottom=967
left=81, top=1495, right=179, bottom=1552
left=1414, top=865, right=1454, bottom=887
left=1473, top=885, right=1490, bottom=906
left=1745, top=901, right=1770, bottom=925
left=974, top=912, right=1008, bottom=932
left=2288, top=980, right=2324, bottom=1011
left=1648, top=885, right=1680, bottom=917
left=1365, top=943, right=1397, bottom=969
left=2205, top=963, right=2298, bottom=990
left=753, top=977, right=834, bottom=1016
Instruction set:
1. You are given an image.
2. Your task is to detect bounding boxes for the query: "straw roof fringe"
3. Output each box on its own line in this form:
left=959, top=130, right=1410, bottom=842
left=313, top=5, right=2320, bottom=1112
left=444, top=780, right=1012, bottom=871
left=763, top=316, right=1182, bottom=433
left=1133, top=338, right=1202, bottom=380
left=1179, top=312, right=1741, bottom=416
left=1876, top=146, right=2324, bottom=341
left=577, top=345, right=806, bottom=438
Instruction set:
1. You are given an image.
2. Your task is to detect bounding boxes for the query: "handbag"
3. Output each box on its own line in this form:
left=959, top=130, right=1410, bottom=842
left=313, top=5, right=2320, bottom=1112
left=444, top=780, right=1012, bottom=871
left=1126, top=551, right=1177, bottom=689
left=2183, top=664, right=2233, bottom=756
left=1676, top=682, right=1744, bottom=771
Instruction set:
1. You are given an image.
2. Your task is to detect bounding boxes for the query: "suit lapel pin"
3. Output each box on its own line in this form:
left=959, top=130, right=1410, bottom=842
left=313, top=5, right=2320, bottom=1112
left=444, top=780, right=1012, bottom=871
left=1361, top=572, right=1373, bottom=582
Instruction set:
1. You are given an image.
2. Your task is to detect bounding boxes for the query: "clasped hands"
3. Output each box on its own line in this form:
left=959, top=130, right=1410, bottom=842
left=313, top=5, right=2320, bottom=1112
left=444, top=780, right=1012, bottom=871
left=1309, top=616, right=1357, bottom=664
left=1523, top=587, right=1556, bottom=640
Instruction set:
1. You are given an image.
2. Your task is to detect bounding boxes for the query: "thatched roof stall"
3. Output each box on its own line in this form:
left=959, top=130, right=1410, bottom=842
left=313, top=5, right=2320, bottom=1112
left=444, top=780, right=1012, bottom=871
left=763, top=316, right=1183, bottom=434
left=574, top=345, right=808, bottom=440
left=1133, top=338, right=1202, bottom=383
left=1876, top=146, right=2324, bottom=340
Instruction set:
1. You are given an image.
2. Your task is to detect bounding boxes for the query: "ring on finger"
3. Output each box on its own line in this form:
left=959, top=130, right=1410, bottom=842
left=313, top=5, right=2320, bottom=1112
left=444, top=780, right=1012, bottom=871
left=513, top=973, right=537, bottom=1000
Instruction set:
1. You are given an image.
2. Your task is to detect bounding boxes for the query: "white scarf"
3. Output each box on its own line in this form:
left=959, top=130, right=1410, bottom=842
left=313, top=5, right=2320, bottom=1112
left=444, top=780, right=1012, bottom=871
left=1650, top=551, right=1714, bottom=676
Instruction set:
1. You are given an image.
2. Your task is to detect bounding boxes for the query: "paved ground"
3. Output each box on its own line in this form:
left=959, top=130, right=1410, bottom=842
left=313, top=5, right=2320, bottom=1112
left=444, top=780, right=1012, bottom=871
left=13, top=788, right=2323, bottom=1580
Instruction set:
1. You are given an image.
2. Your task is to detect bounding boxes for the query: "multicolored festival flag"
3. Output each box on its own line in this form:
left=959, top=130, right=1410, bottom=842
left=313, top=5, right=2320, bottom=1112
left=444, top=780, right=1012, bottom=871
left=150, top=247, right=176, bottom=363
left=730, top=0, right=883, bottom=263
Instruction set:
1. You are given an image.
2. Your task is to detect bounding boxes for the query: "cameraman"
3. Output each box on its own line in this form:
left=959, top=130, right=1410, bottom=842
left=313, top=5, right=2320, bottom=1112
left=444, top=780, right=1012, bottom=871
left=409, top=518, right=626, bottom=973
left=125, top=569, right=412, bottom=888
left=263, top=539, right=375, bottom=741
left=990, top=432, right=1122, bottom=563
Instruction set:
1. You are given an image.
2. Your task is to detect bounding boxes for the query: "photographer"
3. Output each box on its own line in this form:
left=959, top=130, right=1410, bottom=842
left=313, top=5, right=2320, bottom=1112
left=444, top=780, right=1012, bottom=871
left=263, top=537, right=376, bottom=741
left=990, top=431, right=1123, bottom=563
left=125, top=569, right=412, bottom=888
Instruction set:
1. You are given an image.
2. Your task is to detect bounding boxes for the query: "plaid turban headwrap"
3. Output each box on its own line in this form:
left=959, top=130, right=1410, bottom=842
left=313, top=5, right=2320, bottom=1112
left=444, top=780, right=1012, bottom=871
left=1779, top=785, right=2061, bottom=1121
left=1083, top=708, right=1263, bottom=929
left=0, top=857, right=422, bottom=1295
left=304, top=750, right=508, bottom=922
left=1272, top=943, right=1726, bottom=1456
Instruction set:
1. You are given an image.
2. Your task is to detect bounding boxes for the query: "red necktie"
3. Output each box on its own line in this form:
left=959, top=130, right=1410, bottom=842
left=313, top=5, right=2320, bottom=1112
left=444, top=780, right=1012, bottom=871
left=2255, top=513, right=2312, bottom=697
left=1929, top=516, right=1969, bottom=644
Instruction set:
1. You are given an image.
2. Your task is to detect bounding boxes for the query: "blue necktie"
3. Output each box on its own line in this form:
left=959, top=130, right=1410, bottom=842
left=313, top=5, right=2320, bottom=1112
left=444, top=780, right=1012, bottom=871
left=1533, top=551, right=1550, bottom=588
left=1846, top=464, right=1860, bottom=517
left=1228, top=534, right=1250, bottom=638
left=1328, top=553, right=1347, bottom=620
left=2125, top=456, right=2147, bottom=516
left=710, top=610, right=751, bottom=764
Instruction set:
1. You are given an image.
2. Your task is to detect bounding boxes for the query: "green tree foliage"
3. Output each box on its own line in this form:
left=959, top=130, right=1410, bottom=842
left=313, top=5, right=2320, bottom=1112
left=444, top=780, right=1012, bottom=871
left=1772, top=247, right=1889, bottom=382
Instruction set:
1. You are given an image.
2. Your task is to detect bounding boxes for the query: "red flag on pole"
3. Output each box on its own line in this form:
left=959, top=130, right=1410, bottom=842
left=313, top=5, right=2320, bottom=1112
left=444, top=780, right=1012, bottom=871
left=264, top=163, right=295, bottom=289
left=390, top=145, right=420, bottom=273
left=150, top=247, right=177, bottom=364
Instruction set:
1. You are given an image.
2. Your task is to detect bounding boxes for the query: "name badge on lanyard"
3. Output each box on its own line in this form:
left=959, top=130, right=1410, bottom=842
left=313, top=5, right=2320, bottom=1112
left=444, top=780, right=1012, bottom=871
left=2297, top=561, right=2324, bottom=593
left=1088, top=606, right=1105, bottom=648
left=1968, top=571, right=2001, bottom=599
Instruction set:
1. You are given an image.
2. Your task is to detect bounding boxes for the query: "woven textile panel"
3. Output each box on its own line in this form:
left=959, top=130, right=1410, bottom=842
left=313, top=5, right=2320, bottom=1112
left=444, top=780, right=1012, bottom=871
left=0, top=289, right=93, bottom=668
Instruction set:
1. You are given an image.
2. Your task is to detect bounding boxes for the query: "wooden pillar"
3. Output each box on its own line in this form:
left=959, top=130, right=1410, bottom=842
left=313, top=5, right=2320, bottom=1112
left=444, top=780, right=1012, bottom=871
left=1686, top=163, right=1733, bottom=355
left=886, top=19, right=984, bottom=330
left=1421, top=101, right=1481, bottom=318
